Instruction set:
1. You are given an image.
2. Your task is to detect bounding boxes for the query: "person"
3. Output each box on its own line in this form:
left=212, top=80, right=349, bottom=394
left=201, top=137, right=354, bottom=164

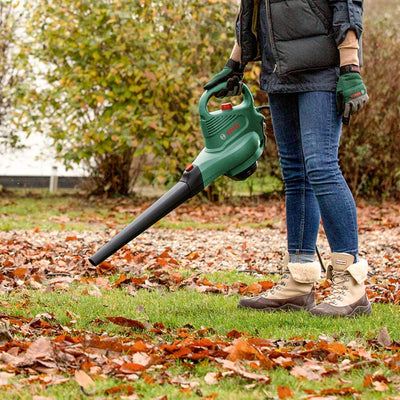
left=204, top=0, right=370, bottom=317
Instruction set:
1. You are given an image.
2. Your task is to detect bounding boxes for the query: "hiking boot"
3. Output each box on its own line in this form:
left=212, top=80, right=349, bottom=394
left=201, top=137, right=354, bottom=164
left=310, top=253, right=372, bottom=317
left=238, top=254, right=321, bottom=312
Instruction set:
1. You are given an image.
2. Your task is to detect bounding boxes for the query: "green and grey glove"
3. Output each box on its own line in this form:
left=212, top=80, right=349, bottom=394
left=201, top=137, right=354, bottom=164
left=204, top=59, right=246, bottom=98
left=336, top=64, right=369, bottom=125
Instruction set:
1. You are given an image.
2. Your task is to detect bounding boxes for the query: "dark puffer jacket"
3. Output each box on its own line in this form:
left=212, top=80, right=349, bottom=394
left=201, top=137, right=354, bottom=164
left=237, top=0, right=364, bottom=76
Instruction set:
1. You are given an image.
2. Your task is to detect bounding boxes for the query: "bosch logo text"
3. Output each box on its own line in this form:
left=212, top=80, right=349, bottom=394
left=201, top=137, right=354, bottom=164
left=227, top=123, right=240, bottom=135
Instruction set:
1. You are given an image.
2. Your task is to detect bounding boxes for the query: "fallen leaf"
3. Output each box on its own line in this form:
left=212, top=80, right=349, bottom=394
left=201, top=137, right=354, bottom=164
left=65, top=236, right=78, bottom=241
left=75, top=370, right=95, bottom=389
left=217, top=359, right=271, bottom=383
left=226, top=338, right=260, bottom=361
left=105, top=384, right=136, bottom=395
left=119, top=363, right=147, bottom=374
left=320, top=387, right=359, bottom=396
left=291, top=366, right=321, bottom=381
left=372, top=381, right=389, bottom=392
left=26, top=337, right=53, bottom=360
left=377, top=327, right=392, bottom=347
left=106, top=317, right=145, bottom=330
left=204, top=372, right=221, bottom=385
left=278, top=385, right=294, bottom=399
left=243, top=282, right=262, bottom=295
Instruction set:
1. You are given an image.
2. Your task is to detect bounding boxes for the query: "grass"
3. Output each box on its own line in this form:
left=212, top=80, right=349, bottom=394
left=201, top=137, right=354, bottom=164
left=1, top=271, right=400, bottom=399
left=0, top=187, right=280, bottom=231
left=1, top=189, right=399, bottom=398
left=4, top=271, right=400, bottom=342
left=229, top=174, right=283, bottom=198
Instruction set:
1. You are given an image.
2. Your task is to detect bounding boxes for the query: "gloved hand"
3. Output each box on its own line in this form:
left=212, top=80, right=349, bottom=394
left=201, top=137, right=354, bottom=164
left=336, top=65, right=369, bottom=125
left=204, top=59, right=246, bottom=98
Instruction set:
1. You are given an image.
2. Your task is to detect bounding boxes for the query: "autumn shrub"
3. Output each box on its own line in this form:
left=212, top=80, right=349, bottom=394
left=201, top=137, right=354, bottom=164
left=17, top=0, right=236, bottom=196
left=339, top=17, right=400, bottom=199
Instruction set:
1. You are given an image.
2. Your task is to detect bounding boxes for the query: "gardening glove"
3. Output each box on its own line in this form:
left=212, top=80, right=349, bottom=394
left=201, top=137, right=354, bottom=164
left=204, top=58, right=246, bottom=98
left=336, top=64, right=369, bottom=125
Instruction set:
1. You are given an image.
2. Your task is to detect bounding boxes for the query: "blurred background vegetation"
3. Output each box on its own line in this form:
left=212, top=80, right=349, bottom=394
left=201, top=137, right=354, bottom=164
left=1, top=0, right=399, bottom=199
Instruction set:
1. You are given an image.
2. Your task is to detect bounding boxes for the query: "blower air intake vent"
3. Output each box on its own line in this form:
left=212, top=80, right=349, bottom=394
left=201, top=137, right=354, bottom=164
left=205, top=114, right=238, bottom=135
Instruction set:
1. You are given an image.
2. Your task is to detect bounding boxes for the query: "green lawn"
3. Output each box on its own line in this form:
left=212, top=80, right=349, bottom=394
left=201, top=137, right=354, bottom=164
left=0, top=188, right=281, bottom=231
left=1, top=270, right=400, bottom=399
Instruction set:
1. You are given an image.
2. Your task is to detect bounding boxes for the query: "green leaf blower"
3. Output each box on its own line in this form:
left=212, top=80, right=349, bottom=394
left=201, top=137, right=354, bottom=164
left=89, top=82, right=266, bottom=266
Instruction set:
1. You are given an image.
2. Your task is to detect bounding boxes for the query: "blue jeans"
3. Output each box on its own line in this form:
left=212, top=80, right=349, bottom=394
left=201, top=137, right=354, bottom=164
left=268, top=91, right=358, bottom=257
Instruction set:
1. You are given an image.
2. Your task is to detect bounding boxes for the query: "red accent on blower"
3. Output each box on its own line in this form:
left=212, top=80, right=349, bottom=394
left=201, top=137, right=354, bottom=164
left=185, top=164, right=194, bottom=172
left=221, top=103, right=233, bottom=111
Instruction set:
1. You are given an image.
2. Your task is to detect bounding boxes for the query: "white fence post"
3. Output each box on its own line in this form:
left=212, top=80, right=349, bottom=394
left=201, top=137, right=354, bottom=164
left=49, top=166, right=58, bottom=192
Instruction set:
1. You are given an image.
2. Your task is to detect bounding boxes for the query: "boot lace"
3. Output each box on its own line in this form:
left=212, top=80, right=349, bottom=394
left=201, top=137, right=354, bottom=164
left=325, top=270, right=350, bottom=305
left=262, top=272, right=290, bottom=297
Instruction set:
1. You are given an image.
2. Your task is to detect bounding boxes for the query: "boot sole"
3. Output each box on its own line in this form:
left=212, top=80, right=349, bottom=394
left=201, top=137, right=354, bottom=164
left=238, top=301, right=316, bottom=312
left=347, top=302, right=373, bottom=318
left=310, top=302, right=372, bottom=318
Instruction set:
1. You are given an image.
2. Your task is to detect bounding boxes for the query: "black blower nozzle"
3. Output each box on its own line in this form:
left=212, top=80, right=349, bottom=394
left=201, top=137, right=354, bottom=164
left=89, top=166, right=204, bottom=266
left=89, top=82, right=266, bottom=266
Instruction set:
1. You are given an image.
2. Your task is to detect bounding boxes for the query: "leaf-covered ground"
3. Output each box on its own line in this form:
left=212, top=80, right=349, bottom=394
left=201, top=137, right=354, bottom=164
left=1, top=198, right=400, bottom=399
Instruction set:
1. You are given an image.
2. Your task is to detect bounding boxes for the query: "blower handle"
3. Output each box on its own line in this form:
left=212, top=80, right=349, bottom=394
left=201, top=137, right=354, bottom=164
left=198, top=82, right=255, bottom=118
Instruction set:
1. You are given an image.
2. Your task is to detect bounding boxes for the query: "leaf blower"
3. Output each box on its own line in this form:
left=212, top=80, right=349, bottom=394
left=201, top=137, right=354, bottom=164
left=89, top=82, right=266, bottom=266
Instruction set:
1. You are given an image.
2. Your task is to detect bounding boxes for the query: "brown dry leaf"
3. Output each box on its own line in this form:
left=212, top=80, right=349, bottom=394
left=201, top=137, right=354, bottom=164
left=217, top=359, right=271, bottom=383
left=243, top=282, right=262, bottom=295
left=226, top=338, right=260, bottom=362
left=306, top=397, right=338, bottom=400
left=204, top=372, right=222, bottom=385
left=320, top=387, right=359, bottom=396
left=364, top=374, right=374, bottom=387
left=202, top=394, right=219, bottom=400
left=372, top=381, right=389, bottom=392
left=75, top=370, right=95, bottom=389
left=377, top=327, right=392, bottom=347
left=114, top=273, right=132, bottom=287
left=259, top=281, right=275, bottom=291
left=169, top=376, right=200, bottom=389
left=12, top=267, right=28, bottom=279
left=119, top=363, right=147, bottom=374
left=226, top=330, right=245, bottom=339
left=291, top=366, right=321, bottom=381
left=26, top=337, right=54, bottom=359
left=104, top=384, right=136, bottom=395
left=225, top=337, right=273, bottom=369
left=0, top=371, right=14, bottom=386
left=106, top=317, right=145, bottom=330
left=131, top=352, right=153, bottom=367
left=325, top=342, right=347, bottom=356
left=277, top=385, right=294, bottom=399
left=65, top=236, right=78, bottom=242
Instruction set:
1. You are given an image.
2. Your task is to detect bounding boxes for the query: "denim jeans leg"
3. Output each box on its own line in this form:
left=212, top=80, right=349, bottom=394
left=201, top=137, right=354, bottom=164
left=268, top=93, right=321, bottom=255
left=298, top=91, right=358, bottom=255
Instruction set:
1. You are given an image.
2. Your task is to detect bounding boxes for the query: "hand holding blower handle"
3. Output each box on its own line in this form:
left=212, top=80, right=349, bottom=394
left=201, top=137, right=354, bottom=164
left=204, top=58, right=246, bottom=98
